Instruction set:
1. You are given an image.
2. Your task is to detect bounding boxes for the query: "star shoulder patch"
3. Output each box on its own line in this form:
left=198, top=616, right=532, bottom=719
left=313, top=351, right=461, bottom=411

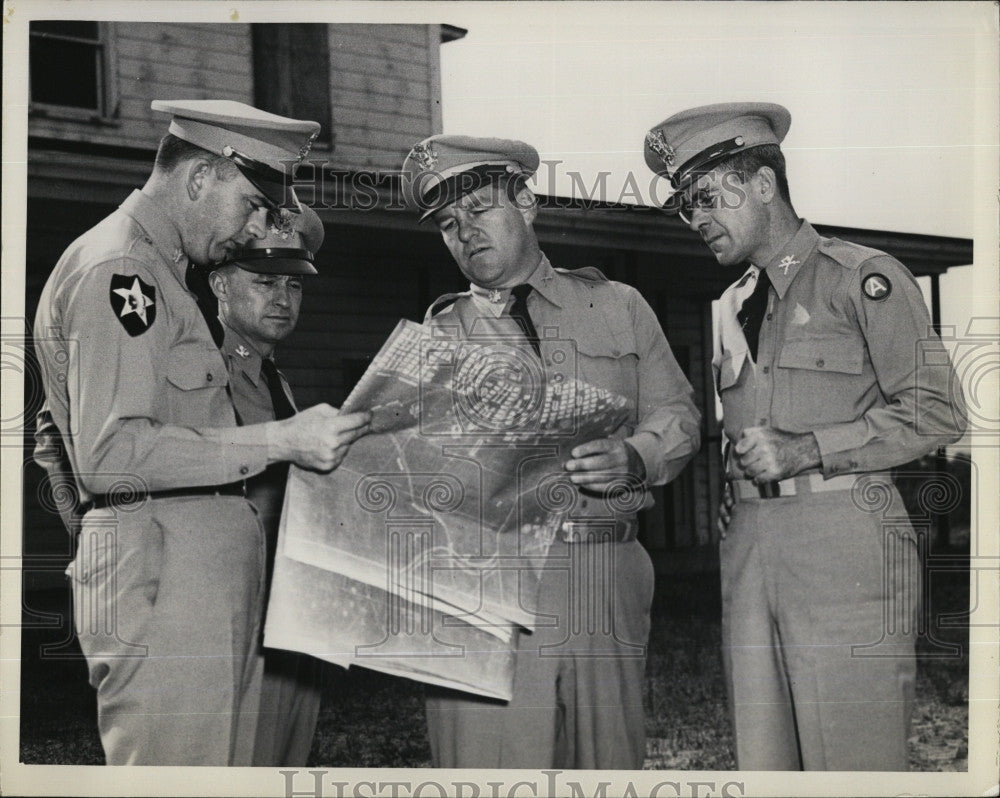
left=861, top=273, right=892, bottom=301
left=109, top=274, right=156, bottom=336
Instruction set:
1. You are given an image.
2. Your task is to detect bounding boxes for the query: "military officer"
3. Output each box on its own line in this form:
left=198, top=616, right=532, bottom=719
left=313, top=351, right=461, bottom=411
left=206, top=204, right=326, bottom=767
left=33, top=100, right=370, bottom=765
left=401, top=135, right=701, bottom=769
left=643, top=102, right=968, bottom=770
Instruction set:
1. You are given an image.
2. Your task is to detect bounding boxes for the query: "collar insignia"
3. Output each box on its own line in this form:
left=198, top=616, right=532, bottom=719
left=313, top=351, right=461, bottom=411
left=645, top=129, right=676, bottom=167
left=411, top=142, right=438, bottom=171
left=235, top=345, right=251, bottom=358
left=778, top=255, right=800, bottom=275
left=488, top=289, right=505, bottom=304
left=172, top=248, right=184, bottom=264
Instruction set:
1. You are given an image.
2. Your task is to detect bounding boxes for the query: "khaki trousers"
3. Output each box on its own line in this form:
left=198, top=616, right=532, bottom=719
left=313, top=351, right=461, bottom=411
left=426, top=539, right=655, bottom=769
left=70, top=496, right=267, bottom=765
left=721, top=486, right=919, bottom=770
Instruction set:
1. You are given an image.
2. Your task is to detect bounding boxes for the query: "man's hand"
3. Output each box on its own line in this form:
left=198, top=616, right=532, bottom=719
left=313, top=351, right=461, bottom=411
left=268, top=404, right=372, bottom=471
left=564, top=438, right=646, bottom=493
left=717, top=481, right=735, bottom=539
left=734, top=426, right=820, bottom=484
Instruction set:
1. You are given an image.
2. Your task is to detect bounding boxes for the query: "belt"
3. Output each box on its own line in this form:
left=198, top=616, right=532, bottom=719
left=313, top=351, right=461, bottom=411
left=87, top=481, right=246, bottom=511
left=559, top=517, right=638, bottom=544
left=732, top=472, right=860, bottom=500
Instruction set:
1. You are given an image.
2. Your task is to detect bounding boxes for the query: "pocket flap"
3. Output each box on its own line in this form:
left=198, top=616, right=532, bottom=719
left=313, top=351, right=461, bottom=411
left=779, top=336, right=864, bottom=374
left=166, top=346, right=229, bottom=390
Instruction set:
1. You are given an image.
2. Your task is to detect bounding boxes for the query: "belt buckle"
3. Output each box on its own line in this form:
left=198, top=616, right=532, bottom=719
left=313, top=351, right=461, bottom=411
left=757, top=481, right=780, bottom=499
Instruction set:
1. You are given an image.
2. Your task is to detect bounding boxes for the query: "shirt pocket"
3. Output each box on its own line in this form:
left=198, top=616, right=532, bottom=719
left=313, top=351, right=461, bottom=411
left=775, top=333, right=867, bottom=429
left=778, top=334, right=864, bottom=375
left=573, top=322, right=639, bottom=415
left=164, top=343, right=231, bottom=423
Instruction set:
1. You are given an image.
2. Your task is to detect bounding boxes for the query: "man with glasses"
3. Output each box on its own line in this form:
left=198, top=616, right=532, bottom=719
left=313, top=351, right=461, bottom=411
left=643, top=102, right=966, bottom=770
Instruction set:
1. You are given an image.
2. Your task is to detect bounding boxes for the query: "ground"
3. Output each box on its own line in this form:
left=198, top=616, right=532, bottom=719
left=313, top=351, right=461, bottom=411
left=19, top=569, right=969, bottom=770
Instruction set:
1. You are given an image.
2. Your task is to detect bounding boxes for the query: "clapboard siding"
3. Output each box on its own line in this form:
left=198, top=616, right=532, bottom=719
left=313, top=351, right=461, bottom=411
left=30, top=21, right=441, bottom=168
left=331, top=87, right=431, bottom=120
left=326, top=25, right=440, bottom=172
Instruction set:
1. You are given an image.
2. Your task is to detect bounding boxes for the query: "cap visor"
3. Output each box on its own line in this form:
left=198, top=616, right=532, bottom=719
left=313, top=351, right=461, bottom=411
left=235, top=256, right=317, bottom=275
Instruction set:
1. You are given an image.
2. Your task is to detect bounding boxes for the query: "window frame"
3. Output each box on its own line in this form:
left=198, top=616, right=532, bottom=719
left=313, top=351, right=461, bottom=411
left=28, top=21, right=120, bottom=125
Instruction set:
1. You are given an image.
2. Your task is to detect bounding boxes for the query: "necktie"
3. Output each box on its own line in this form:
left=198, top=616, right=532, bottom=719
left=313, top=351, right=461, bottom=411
left=260, top=358, right=296, bottom=420
left=184, top=263, right=224, bottom=347
left=509, top=284, right=541, bottom=358
left=736, top=268, right=772, bottom=362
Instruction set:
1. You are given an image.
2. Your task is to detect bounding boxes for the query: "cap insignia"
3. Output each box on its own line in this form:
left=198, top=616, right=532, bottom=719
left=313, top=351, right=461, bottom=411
left=645, top=129, right=676, bottom=167
left=411, top=142, right=439, bottom=171
left=270, top=209, right=295, bottom=240
left=298, top=131, right=318, bottom=161
left=235, top=345, right=251, bottom=358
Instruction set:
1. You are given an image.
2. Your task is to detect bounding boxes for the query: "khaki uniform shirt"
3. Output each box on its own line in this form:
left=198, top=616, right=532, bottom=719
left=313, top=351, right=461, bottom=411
left=425, top=254, right=701, bottom=490
left=713, top=220, right=966, bottom=478
left=33, top=190, right=270, bottom=502
left=218, top=321, right=296, bottom=528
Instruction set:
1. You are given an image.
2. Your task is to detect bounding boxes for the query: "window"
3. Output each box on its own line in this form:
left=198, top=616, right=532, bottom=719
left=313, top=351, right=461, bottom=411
left=29, top=21, right=117, bottom=119
left=252, top=24, right=332, bottom=148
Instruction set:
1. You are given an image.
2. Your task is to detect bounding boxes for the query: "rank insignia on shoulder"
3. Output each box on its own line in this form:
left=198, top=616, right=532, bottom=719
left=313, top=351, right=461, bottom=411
left=109, top=274, right=156, bottom=336
left=862, top=273, right=892, bottom=301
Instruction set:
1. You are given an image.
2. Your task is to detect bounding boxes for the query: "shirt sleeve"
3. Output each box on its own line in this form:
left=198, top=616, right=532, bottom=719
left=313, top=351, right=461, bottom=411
left=56, top=257, right=271, bottom=496
left=33, top=403, right=82, bottom=534
left=812, top=255, right=968, bottom=475
left=620, top=287, right=702, bottom=486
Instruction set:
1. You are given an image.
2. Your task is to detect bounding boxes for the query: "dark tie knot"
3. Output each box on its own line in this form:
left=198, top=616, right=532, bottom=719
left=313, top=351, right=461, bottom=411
left=261, top=358, right=296, bottom=420
left=508, top=284, right=540, bottom=358
left=736, top=268, right=772, bottom=362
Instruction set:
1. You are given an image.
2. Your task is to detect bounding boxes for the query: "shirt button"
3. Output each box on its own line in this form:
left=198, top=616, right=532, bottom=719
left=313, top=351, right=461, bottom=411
left=759, top=418, right=767, bottom=425
left=766, top=313, right=773, bottom=321
left=816, top=359, right=825, bottom=368
left=206, top=372, right=214, bottom=382
left=762, top=366, right=770, bottom=374
left=239, top=466, right=249, bottom=475
left=849, top=460, right=858, bottom=469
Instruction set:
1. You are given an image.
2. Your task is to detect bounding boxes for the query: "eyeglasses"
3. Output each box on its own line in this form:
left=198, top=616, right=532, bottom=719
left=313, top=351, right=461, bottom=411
left=677, top=187, right=722, bottom=225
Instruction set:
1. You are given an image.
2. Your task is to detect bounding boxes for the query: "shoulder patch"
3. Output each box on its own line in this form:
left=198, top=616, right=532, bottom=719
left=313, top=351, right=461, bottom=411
left=553, top=266, right=609, bottom=283
left=861, top=273, right=892, bottom=301
left=109, top=274, right=156, bottom=336
left=818, top=237, right=887, bottom=271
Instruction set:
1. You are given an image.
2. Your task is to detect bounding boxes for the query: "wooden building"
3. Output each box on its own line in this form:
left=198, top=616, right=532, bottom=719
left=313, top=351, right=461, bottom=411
left=22, top=22, right=973, bottom=584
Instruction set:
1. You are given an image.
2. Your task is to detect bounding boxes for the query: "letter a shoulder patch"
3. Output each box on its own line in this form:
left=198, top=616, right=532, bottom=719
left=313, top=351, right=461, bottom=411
left=109, top=274, right=157, bottom=336
left=861, top=273, right=892, bottom=301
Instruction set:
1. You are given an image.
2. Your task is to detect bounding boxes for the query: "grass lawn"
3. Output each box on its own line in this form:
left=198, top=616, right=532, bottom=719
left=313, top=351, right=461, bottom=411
left=18, top=569, right=969, bottom=770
